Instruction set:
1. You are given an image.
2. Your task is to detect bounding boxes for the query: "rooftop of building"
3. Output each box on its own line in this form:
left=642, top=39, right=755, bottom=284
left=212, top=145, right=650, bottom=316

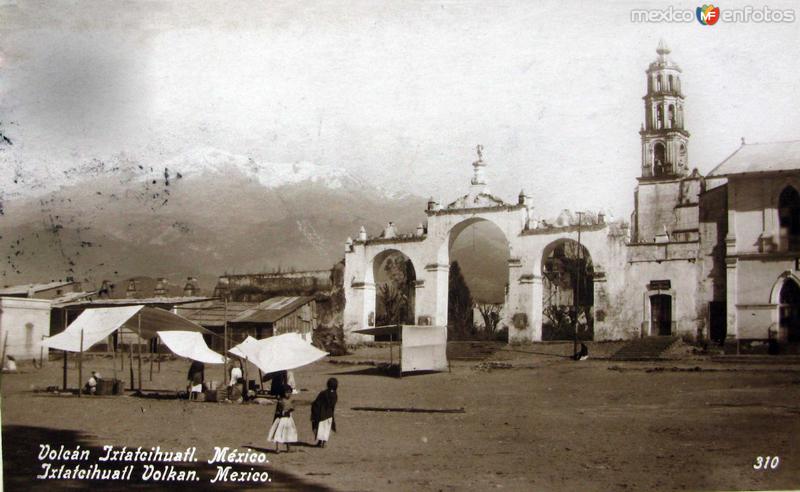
left=708, top=140, right=800, bottom=177
left=177, top=295, right=315, bottom=326
left=0, top=280, right=79, bottom=296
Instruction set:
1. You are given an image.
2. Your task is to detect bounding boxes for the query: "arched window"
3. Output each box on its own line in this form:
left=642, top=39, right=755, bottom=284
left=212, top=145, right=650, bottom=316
left=780, top=279, right=800, bottom=342
left=656, top=105, right=664, bottom=129
left=668, top=74, right=674, bottom=92
left=779, top=187, right=800, bottom=250
left=668, top=104, right=675, bottom=129
left=679, top=144, right=687, bottom=169
left=656, top=75, right=662, bottom=92
left=653, top=143, right=667, bottom=176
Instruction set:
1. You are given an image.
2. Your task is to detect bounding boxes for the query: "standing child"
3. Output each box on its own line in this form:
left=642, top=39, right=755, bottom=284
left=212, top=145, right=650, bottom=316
left=268, top=386, right=297, bottom=452
left=311, top=377, right=338, bottom=448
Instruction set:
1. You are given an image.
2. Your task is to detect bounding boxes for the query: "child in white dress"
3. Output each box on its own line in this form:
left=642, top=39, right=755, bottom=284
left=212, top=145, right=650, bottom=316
left=267, top=386, right=297, bottom=452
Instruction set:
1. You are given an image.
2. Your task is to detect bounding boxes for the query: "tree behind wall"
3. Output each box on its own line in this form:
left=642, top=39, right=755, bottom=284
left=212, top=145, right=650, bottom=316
left=448, top=261, right=473, bottom=339
left=376, top=254, right=415, bottom=326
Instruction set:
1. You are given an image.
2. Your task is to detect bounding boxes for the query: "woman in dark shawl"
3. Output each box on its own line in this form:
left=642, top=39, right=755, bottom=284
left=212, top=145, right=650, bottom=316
left=310, top=377, right=338, bottom=447
left=267, top=370, right=288, bottom=397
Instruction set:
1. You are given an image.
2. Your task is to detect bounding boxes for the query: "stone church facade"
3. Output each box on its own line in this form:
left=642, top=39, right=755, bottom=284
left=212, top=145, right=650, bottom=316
left=342, top=42, right=800, bottom=349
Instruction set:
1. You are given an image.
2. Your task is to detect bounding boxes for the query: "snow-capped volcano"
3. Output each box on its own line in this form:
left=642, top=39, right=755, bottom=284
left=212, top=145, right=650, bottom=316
left=162, top=147, right=365, bottom=190
left=0, top=146, right=426, bottom=287
left=0, top=146, right=368, bottom=201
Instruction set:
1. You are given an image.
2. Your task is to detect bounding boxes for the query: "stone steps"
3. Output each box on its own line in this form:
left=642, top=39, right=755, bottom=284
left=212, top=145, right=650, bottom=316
left=446, top=341, right=502, bottom=360
left=710, top=355, right=800, bottom=364
left=610, top=336, right=679, bottom=360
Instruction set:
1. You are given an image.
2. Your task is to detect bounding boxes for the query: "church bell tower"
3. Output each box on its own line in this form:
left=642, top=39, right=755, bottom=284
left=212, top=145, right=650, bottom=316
left=639, top=40, right=689, bottom=180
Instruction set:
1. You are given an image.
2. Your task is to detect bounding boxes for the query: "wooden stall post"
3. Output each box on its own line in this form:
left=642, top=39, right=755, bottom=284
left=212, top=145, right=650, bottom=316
left=39, top=335, right=45, bottom=369
left=128, top=342, right=134, bottom=391
left=63, top=350, right=68, bottom=391
left=112, top=335, right=118, bottom=384
left=137, top=313, right=142, bottom=392
left=78, top=329, right=84, bottom=398
left=149, top=338, right=154, bottom=382
left=62, top=309, right=68, bottom=389
left=223, top=299, right=229, bottom=388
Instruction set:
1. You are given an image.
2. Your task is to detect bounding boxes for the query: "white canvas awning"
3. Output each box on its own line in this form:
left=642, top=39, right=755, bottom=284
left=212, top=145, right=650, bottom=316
left=353, top=325, right=448, bottom=373
left=157, top=331, right=225, bottom=364
left=42, top=305, right=212, bottom=353
left=229, top=333, right=328, bottom=374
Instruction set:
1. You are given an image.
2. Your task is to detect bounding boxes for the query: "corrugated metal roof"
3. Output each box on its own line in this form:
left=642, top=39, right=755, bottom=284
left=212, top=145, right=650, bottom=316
left=708, top=140, right=800, bottom=177
left=232, top=296, right=314, bottom=324
left=56, top=296, right=216, bottom=309
left=51, top=291, right=97, bottom=307
left=179, top=301, right=257, bottom=327
left=0, top=281, right=77, bottom=295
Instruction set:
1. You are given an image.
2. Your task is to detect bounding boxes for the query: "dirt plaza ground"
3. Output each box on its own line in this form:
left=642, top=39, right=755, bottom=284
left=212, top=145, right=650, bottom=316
left=2, top=342, right=800, bottom=491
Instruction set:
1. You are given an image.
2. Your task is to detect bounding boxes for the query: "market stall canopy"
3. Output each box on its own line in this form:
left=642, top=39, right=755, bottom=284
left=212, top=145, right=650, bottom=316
left=229, top=333, right=328, bottom=374
left=157, top=331, right=225, bottom=364
left=42, top=305, right=212, bottom=352
left=353, top=325, right=448, bottom=373
left=352, top=325, right=401, bottom=337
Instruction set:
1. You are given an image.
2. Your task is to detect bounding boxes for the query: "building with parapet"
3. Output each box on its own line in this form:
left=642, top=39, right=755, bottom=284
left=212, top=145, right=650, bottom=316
left=342, top=41, right=799, bottom=351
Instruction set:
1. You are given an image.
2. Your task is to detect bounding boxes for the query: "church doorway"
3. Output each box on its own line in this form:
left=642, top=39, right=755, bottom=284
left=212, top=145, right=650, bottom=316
left=779, top=279, right=800, bottom=343
left=650, top=294, right=672, bottom=336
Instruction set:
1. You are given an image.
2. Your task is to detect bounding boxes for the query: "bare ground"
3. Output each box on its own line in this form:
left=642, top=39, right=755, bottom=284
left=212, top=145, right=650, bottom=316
left=2, top=342, right=800, bottom=491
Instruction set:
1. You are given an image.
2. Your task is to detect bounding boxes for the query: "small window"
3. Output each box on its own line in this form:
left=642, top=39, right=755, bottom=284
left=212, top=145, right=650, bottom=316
left=779, top=186, right=800, bottom=250
left=653, top=143, right=668, bottom=176
left=656, top=105, right=664, bottom=129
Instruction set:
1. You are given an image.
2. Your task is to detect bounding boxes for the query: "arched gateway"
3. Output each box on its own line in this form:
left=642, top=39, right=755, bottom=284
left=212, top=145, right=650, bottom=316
left=343, top=148, right=626, bottom=344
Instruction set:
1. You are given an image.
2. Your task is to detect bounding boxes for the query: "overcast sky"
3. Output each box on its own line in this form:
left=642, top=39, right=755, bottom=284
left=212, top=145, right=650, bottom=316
left=1, top=0, right=799, bottom=218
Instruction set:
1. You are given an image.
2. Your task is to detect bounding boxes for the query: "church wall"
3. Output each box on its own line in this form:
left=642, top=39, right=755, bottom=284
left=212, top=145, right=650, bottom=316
left=635, top=180, right=682, bottom=242
left=619, top=258, right=704, bottom=339
left=731, top=258, right=791, bottom=339
left=728, top=175, right=800, bottom=255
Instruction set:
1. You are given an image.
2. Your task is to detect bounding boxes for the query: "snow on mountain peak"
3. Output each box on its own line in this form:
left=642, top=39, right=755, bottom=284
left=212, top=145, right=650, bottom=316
left=164, top=147, right=361, bottom=190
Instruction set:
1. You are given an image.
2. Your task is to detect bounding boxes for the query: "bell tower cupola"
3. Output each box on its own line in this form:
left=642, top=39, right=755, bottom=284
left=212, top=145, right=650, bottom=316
left=640, top=40, right=690, bottom=180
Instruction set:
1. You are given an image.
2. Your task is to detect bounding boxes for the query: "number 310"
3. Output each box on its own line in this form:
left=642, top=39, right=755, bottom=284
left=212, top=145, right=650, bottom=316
left=754, top=456, right=780, bottom=470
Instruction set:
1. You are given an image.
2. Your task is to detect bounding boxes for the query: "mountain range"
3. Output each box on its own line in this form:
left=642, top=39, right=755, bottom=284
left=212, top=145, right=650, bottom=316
left=0, top=147, right=426, bottom=290
left=0, top=146, right=509, bottom=301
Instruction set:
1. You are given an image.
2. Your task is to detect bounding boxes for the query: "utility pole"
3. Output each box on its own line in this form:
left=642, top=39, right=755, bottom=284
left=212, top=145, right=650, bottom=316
left=574, top=211, right=584, bottom=359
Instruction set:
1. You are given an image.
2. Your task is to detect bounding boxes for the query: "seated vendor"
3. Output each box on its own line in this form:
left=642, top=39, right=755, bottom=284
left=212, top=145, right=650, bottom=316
left=2, top=355, right=17, bottom=373
left=84, top=371, right=101, bottom=394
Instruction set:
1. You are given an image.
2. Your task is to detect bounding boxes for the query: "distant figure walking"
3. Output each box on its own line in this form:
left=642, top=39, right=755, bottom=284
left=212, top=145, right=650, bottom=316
left=311, top=377, right=338, bottom=448
left=572, top=342, right=589, bottom=361
left=268, top=386, right=298, bottom=452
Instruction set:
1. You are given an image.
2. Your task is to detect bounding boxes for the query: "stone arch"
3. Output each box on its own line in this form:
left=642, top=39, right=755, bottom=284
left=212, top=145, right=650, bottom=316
left=435, top=216, right=513, bottom=265
left=540, top=238, right=595, bottom=340
left=366, top=248, right=418, bottom=327
left=769, top=271, right=800, bottom=304
left=435, top=216, right=513, bottom=339
left=780, top=279, right=800, bottom=343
